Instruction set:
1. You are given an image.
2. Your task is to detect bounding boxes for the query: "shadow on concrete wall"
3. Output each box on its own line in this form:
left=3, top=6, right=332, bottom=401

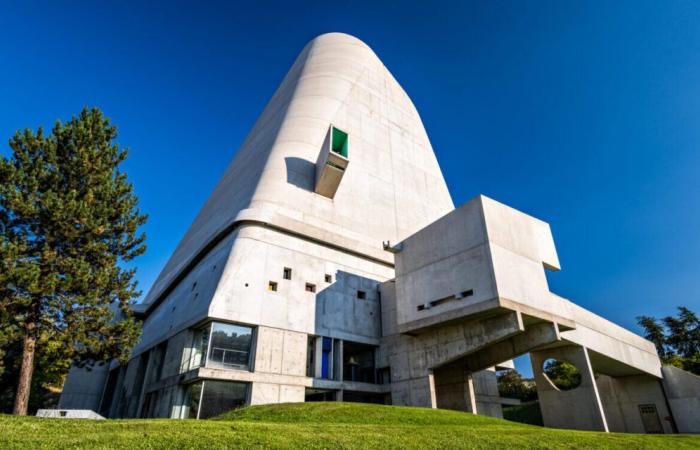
left=313, top=270, right=382, bottom=341
left=284, top=156, right=316, bottom=192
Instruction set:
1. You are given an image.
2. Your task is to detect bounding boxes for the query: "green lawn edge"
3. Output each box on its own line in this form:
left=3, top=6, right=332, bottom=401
left=1, top=402, right=697, bottom=449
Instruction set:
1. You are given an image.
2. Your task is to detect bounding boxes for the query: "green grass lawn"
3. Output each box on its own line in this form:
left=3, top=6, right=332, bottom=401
left=1, top=402, right=697, bottom=449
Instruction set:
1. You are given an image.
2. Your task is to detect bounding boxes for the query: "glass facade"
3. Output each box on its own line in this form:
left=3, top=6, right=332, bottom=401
left=188, top=327, right=209, bottom=370
left=187, top=380, right=248, bottom=419
left=208, top=322, right=254, bottom=370
left=343, top=341, right=376, bottom=383
left=188, top=321, right=254, bottom=372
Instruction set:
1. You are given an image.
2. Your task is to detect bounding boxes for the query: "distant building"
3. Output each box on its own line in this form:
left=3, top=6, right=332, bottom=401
left=61, top=33, right=700, bottom=433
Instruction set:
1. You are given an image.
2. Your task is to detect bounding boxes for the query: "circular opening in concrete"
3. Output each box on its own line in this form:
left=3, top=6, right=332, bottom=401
left=542, top=358, right=582, bottom=391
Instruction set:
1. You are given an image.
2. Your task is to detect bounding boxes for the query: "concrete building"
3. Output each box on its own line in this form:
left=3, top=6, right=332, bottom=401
left=60, top=32, right=700, bottom=433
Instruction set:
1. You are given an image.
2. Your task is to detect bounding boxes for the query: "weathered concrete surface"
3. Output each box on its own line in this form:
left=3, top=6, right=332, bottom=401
left=531, top=345, right=609, bottom=432
left=662, top=365, right=700, bottom=433
left=596, top=373, right=674, bottom=433
left=59, top=364, right=110, bottom=411
left=140, top=32, right=454, bottom=314
left=59, top=32, right=683, bottom=435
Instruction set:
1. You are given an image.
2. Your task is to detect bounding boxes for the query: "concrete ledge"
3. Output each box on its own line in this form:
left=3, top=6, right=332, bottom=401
left=36, top=409, right=104, bottom=420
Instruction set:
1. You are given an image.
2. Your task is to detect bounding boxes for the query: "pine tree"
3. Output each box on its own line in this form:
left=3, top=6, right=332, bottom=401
left=0, top=107, right=146, bottom=415
left=637, top=307, right=700, bottom=375
left=636, top=315, right=668, bottom=357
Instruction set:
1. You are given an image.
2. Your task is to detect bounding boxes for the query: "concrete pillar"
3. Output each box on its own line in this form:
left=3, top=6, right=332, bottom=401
left=314, top=337, right=323, bottom=378
left=428, top=371, right=437, bottom=408
left=335, top=340, right=344, bottom=382
left=531, top=345, right=608, bottom=432
left=433, top=363, right=478, bottom=413
left=473, top=369, right=504, bottom=419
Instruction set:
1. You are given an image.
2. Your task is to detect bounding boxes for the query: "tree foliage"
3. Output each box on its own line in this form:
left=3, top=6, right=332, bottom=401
left=543, top=359, right=582, bottom=391
left=637, top=306, right=700, bottom=375
left=0, top=107, right=146, bottom=413
left=497, top=369, right=538, bottom=402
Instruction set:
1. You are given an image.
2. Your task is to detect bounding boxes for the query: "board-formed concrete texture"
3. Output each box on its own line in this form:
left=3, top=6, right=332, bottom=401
left=60, top=32, right=698, bottom=433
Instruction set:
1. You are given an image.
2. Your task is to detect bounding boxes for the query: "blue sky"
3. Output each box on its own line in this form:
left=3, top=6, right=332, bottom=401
left=2, top=1, right=699, bottom=377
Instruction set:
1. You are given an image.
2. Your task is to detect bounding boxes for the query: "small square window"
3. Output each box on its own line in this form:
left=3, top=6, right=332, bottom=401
left=305, top=283, right=316, bottom=293
left=357, top=290, right=366, bottom=300
left=325, top=274, right=332, bottom=283
left=268, top=281, right=278, bottom=292
left=283, top=267, right=292, bottom=280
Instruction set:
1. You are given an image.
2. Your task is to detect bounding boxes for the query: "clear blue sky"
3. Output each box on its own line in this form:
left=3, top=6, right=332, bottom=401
left=2, top=1, right=699, bottom=377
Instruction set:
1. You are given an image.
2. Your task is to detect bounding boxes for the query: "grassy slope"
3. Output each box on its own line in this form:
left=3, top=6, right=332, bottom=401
left=1, top=402, right=698, bottom=449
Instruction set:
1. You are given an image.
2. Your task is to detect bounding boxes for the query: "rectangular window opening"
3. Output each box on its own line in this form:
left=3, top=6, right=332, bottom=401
left=325, top=274, right=332, bottom=283
left=331, top=127, right=348, bottom=158
left=283, top=267, right=292, bottom=280
left=306, top=336, right=316, bottom=377
left=305, top=283, right=316, bottom=293
left=268, top=281, right=278, bottom=292
left=357, top=290, right=366, bottom=300
left=417, top=289, right=474, bottom=311
left=343, top=341, right=377, bottom=384
left=187, top=380, right=248, bottom=419
left=208, top=322, right=254, bottom=371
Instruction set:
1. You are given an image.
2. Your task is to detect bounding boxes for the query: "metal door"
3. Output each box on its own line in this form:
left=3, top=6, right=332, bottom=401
left=639, top=404, right=663, bottom=434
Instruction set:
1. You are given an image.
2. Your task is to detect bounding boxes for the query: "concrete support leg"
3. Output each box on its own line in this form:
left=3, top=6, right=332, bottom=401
left=596, top=373, right=675, bottom=433
left=335, top=340, right=344, bottom=382
left=433, top=363, right=478, bottom=414
left=313, top=337, right=323, bottom=378
left=530, top=345, right=609, bottom=432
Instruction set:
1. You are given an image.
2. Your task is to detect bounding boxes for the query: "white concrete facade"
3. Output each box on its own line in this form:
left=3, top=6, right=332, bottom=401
left=60, top=32, right=699, bottom=432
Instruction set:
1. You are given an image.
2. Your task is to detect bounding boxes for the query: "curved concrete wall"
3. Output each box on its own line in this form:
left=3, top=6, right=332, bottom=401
left=142, top=33, right=454, bottom=310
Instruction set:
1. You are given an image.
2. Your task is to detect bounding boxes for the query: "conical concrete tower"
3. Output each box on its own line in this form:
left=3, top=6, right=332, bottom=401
left=69, top=33, right=456, bottom=419
left=62, top=33, right=687, bottom=433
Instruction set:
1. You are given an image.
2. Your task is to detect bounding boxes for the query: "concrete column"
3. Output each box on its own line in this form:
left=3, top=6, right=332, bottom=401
left=530, top=345, right=608, bottom=432
left=314, top=337, right=323, bottom=378
left=428, top=371, right=437, bottom=408
left=335, top=339, right=344, bottom=381
left=433, top=363, right=478, bottom=414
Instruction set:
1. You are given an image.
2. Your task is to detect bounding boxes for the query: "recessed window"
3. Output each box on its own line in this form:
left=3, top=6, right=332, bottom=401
left=283, top=267, right=292, bottom=280
left=187, top=380, right=248, bottom=419
left=325, top=274, right=332, bottom=283
left=331, top=126, right=348, bottom=158
left=357, top=290, right=366, bottom=300
left=305, top=283, right=316, bottom=293
left=208, top=322, right=254, bottom=370
left=268, top=281, right=278, bottom=292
